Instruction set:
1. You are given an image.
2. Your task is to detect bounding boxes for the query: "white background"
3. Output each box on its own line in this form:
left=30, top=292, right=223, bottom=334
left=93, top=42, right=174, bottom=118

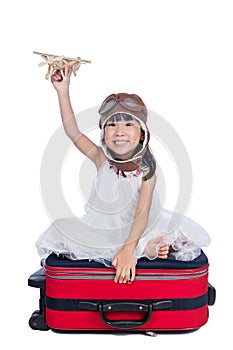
left=1, top=0, right=232, bottom=348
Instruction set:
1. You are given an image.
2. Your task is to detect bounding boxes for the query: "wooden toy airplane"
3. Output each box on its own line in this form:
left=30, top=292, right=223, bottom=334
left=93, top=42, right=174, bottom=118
left=33, top=51, right=91, bottom=80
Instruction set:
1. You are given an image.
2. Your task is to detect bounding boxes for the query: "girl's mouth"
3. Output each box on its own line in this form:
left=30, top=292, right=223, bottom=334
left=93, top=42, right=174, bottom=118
left=113, top=140, right=129, bottom=146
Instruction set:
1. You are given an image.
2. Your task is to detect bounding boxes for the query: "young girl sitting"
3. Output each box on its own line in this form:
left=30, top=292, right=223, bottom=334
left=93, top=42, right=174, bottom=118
left=36, top=69, right=210, bottom=284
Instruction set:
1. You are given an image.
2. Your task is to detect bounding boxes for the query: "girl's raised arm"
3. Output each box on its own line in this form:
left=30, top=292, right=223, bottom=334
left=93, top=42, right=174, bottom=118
left=51, top=69, right=106, bottom=169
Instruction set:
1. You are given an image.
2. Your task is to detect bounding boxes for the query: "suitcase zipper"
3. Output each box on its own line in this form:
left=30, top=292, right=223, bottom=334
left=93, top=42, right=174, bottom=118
left=45, top=267, right=208, bottom=281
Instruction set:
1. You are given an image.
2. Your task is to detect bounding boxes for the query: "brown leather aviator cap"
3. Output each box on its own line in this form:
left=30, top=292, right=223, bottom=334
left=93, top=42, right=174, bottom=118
left=99, top=93, right=148, bottom=129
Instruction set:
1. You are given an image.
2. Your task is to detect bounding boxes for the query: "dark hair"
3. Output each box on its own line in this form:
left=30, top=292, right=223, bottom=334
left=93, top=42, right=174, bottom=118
left=103, top=113, right=156, bottom=180
left=141, top=146, right=156, bottom=181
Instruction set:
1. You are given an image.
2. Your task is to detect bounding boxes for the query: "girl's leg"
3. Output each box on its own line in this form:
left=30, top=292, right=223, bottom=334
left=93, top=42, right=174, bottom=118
left=144, top=236, right=170, bottom=259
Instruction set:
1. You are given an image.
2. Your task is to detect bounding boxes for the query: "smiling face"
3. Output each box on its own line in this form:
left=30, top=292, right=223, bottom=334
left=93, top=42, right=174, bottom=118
left=103, top=113, right=143, bottom=160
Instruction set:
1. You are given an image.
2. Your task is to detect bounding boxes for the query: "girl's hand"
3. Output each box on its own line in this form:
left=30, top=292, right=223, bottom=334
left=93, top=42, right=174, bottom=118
left=112, top=246, right=136, bottom=284
left=51, top=67, right=72, bottom=95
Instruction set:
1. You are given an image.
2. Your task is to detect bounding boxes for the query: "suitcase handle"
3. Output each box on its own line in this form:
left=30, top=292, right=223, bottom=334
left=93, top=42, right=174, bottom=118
left=98, top=301, right=172, bottom=329
left=99, top=302, right=153, bottom=329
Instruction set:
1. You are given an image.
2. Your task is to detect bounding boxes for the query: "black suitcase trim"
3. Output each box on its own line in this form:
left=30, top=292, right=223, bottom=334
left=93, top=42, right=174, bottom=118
left=45, top=293, right=208, bottom=312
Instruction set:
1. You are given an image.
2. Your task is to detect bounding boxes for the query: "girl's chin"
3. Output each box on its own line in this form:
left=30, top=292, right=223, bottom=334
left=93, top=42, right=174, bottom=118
left=105, top=144, right=136, bottom=160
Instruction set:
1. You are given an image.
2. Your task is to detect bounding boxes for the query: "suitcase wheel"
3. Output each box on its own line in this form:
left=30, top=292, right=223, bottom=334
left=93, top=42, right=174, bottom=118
left=29, top=310, right=49, bottom=331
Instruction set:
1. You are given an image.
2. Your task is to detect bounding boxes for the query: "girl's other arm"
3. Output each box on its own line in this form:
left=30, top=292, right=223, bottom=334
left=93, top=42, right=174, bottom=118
left=51, top=69, right=105, bottom=169
left=112, top=174, right=157, bottom=283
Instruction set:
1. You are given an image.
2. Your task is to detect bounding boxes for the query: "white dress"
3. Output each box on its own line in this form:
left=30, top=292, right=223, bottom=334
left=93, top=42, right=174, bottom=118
left=36, top=160, right=210, bottom=264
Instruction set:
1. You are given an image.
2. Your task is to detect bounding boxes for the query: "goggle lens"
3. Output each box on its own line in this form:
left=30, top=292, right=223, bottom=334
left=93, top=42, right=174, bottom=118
left=124, top=97, right=139, bottom=108
left=101, top=98, right=115, bottom=114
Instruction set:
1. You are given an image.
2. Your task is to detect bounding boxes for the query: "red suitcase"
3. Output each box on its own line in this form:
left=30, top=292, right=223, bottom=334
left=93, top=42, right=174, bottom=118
left=28, top=251, right=215, bottom=334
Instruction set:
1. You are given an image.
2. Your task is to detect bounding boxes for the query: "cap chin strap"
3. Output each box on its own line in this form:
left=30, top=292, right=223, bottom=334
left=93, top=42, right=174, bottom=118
left=100, top=115, right=150, bottom=172
left=105, top=150, right=148, bottom=172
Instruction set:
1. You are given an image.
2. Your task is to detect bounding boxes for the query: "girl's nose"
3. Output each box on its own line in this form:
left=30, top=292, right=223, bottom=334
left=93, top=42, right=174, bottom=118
left=115, top=123, right=125, bottom=135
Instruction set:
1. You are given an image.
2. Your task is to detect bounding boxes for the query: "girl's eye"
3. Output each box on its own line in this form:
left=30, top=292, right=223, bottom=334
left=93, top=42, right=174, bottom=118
left=125, top=122, right=134, bottom=126
left=107, top=122, right=116, bottom=127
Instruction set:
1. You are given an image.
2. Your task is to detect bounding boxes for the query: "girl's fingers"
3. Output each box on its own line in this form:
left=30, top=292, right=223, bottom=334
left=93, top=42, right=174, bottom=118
left=51, top=71, right=63, bottom=82
left=158, top=251, right=169, bottom=258
left=63, top=67, right=72, bottom=80
left=114, top=266, right=122, bottom=283
left=158, top=243, right=169, bottom=259
left=119, top=268, right=128, bottom=284
left=159, top=246, right=169, bottom=252
left=115, top=271, right=125, bottom=283
left=51, top=68, right=72, bottom=83
left=67, top=67, right=73, bottom=77
left=158, top=250, right=168, bottom=257
left=130, top=265, right=136, bottom=282
left=123, top=267, right=132, bottom=284
left=114, top=266, right=136, bottom=284
left=158, top=254, right=168, bottom=259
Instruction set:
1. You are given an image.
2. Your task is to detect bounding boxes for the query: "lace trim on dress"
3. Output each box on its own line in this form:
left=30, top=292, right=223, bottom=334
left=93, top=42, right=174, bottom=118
left=108, top=161, right=148, bottom=178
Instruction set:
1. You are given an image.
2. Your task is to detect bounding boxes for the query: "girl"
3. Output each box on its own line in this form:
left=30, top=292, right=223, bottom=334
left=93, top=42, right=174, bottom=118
left=36, top=69, right=210, bottom=284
